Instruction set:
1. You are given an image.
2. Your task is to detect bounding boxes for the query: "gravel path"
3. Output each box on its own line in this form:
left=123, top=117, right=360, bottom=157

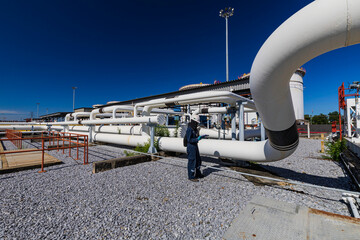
left=0, top=138, right=356, bottom=239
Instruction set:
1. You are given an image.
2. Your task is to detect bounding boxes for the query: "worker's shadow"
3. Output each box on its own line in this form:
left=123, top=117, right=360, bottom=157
left=176, top=153, right=225, bottom=177
left=200, top=155, right=229, bottom=177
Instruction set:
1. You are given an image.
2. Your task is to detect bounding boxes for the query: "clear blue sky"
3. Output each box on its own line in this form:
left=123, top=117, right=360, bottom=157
left=0, top=0, right=359, bottom=120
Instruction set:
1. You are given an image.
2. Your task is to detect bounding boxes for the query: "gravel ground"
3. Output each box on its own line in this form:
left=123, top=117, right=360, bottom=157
left=0, top=138, right=356, bottom=239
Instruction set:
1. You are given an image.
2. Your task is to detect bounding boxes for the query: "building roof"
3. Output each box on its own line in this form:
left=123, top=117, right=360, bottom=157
left=39, top=112, right=71, bottom=118
left=100, top=75, right=251, bottom=108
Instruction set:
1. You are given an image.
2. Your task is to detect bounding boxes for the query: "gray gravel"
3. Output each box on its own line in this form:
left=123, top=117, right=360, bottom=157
left=0, top=138, right=356, bottom=239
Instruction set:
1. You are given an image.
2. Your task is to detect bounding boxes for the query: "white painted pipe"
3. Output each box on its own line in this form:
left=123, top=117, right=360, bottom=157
left=90, top=106, right=133, bottom=120
left=68, top=124, right=182, bottom=137
left=134, top=91, right=255, bottom=116
left=81, top=115, right=166, bottom=125
left=63, top=131, right=281, bottom=162
left=0, top=125, right=46, bottom=131
left=44, top=115, right=166, bottom=126
left=65, top=112, right=91, bottom=121
left=157, top=137, right=289, bottom=162
left=250, top=0, right=360, bottom=157
left=93, top=133, right=149, bottom=147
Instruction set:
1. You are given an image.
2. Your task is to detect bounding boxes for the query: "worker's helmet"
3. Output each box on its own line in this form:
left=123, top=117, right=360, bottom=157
left=191, top=115, right=200, bottom=123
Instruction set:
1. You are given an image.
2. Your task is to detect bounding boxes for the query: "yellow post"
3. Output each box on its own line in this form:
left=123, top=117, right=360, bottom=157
left=320, top=133, right=325, bottom=153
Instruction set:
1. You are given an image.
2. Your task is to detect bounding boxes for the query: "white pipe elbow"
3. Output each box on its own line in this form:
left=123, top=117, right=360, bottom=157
left=250, top=0, right=360, bottom=157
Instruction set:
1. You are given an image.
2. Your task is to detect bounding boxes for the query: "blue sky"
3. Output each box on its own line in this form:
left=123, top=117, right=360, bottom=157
left=0, top=0, right=359, bottom=120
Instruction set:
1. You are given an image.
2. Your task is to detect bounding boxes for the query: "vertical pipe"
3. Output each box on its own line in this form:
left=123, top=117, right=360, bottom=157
left=260, top=118, right=265, bottom=141
left=238, top=102, right=244, bottom=141
left=148, top=125, right=156, bottom=154
left=218, top=114, right=221, bottom=139
left=166, top=114, right=169, bottom=126
left=307, top=122, right=310, bottom=139
left=231, top=112, right=236, bottom=140
left=222, top=114, right=226, bottom=140
left=347, top=104, right=351, bottom=137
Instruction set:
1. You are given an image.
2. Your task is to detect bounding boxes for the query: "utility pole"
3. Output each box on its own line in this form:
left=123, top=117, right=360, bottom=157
left=219, top=7, right=234, bottom=82
left=36, top=103, right=40, bottom=118
left=72, top=87, right=77, bottom=112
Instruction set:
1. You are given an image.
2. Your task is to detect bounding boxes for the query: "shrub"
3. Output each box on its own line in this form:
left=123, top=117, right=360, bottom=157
left=134, top=141, right=151, bottom=153
left=325, top=139, right=346, bottom=161
left=123, top=150, right=137, bottom=156
left=174, top=122, right=179, bottom=138
left=155, top=125, right=170, bottom=137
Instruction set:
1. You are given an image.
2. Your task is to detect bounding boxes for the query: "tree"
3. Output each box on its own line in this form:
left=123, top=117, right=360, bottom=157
left=312, top=114, right=329, bottom=124
left=304, top=114, right=311, bottom=121
left=328, top=111, right=339, bottom=123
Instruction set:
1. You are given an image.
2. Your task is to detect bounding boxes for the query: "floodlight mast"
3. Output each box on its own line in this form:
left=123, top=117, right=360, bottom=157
left=219, top=7, right=234, bottom=82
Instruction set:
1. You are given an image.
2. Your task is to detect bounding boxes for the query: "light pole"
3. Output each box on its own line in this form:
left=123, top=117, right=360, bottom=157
left=36, top=103, right=40, bottom=118
left=72, top=87, right=77, bottom=112
left=219, top=7, right=234, bottom=82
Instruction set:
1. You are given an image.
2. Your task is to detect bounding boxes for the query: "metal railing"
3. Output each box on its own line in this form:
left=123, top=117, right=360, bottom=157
left=0, top=131, right=88, bottom=173
left=5, top=129, right=22, bottom=149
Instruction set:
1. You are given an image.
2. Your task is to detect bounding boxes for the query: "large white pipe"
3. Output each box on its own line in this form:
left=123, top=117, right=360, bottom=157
left=290, top=69, right=306, bottom=120
left=250, top=0, right=360, bottom=156
left=93, top=133, right=149, bottom=147
left=68, top=125, right=143, bottom=135
left=157, top=137, right=287, bottom=162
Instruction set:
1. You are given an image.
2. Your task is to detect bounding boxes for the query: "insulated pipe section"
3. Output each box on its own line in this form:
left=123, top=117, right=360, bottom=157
left=67, top=131, right=150, bottom=147
left=250, top=0, right=360, bottom=155
left=157, top=137, right=289, bottom=162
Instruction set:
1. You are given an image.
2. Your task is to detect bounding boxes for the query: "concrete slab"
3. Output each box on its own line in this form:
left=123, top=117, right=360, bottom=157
left=223, top=195, right=360, bottom=240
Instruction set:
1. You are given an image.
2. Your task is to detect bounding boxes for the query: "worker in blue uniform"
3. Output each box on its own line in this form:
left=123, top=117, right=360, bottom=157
left=186, top=115, right=207, bottom=182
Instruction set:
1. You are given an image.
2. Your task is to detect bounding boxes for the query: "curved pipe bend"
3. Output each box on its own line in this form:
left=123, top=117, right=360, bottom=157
left=249, top=0, right=360, bottom=160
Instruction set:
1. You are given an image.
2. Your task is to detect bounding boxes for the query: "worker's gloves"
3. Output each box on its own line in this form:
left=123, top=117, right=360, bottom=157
left=197, top=135, right=208, bottom=141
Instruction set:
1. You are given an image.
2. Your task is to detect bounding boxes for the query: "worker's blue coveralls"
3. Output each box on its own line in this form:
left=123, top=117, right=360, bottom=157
left=186, top=123, right=202, bottom=179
